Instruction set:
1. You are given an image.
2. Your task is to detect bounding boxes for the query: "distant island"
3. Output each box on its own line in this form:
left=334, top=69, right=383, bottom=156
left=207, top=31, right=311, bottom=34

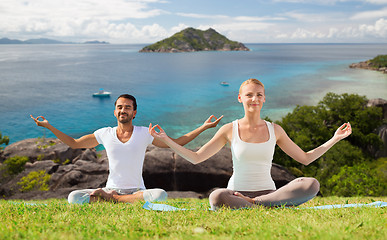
left=0, top=38, right=109, bottom=44
left=139, top=27, right=249, bottom=53
left=350, top=54, right=387, bottom=74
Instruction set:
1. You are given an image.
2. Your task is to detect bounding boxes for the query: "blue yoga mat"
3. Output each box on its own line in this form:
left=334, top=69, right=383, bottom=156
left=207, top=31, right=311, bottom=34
left=302, top=201, right=387, bottom=209
left=142, top=201, right=387, bottom=211
left=143, top=201, right=189, bottom=211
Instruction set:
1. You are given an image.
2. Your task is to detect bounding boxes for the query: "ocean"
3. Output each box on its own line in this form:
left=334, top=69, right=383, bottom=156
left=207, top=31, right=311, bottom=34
left=0, top=43, right=386, bottom=147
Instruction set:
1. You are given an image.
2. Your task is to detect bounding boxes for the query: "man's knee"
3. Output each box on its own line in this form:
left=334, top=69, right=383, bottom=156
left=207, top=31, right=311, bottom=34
left=143, top=188, right=167, bottom=202
left=68, top=190, right=92, bottom=204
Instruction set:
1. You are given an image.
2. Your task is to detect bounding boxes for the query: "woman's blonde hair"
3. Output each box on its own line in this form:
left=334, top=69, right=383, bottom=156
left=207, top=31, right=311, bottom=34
left=239, top=78, right=265, bottom=93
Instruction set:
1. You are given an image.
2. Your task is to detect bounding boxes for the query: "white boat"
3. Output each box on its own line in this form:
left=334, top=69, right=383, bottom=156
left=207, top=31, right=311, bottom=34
left=220, top=81, right=229, bottom=86
left=93, top=89, right=111, bottom=97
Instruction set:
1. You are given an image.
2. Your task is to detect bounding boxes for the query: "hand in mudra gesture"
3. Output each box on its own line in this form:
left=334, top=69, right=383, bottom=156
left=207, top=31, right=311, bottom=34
left=334, top=122, right=352, bottom=141
left=30, top=115, right=50, bottom=128
left=148, top=123, right=168, bottom=140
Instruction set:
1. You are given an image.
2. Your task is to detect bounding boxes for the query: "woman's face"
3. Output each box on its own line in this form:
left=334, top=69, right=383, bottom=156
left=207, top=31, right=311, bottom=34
left=238, top=83, right=266, bottom=111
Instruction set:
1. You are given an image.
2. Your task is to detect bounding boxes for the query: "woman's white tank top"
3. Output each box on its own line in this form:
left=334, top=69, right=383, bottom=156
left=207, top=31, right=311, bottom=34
left=227, top=120, right=277, bottom=191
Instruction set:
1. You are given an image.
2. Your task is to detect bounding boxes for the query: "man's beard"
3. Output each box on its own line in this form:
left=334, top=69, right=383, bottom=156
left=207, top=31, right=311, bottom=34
left=118, top=113, right=132, bottom=123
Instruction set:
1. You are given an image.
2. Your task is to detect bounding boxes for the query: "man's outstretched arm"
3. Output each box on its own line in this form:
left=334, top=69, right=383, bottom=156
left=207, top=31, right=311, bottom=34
left=31, top=115, right=99, bottom=149
left=151, top=115, right=223, bottom=148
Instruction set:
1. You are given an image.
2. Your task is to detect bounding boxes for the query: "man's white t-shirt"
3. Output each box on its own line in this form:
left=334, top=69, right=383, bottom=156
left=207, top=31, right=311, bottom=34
left=94, top=126, right=154, bottom=189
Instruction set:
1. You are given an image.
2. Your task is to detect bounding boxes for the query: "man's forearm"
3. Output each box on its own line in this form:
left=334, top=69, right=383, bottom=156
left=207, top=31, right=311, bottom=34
left=45, top=124, right=79, bottom=148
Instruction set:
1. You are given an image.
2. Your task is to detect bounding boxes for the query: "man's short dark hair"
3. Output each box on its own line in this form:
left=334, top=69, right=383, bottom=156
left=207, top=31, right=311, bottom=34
left=115, top=94, right=137, bottom=111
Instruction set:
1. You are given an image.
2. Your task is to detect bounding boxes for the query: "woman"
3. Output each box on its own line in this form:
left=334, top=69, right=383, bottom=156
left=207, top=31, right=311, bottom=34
left=149, top=78, right=352, bottom=209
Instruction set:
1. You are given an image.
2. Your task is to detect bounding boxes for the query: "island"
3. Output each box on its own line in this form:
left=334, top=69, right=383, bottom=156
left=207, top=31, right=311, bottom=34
left=0, top=37, right=109, bottom=44
left=349, top=54, right=387, bottom=74
left=139, top=27, right=249, bottom=53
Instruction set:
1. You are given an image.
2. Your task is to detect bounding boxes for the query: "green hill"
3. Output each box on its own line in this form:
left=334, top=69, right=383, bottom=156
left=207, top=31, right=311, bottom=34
left=140, top=27, right=249, bottom=53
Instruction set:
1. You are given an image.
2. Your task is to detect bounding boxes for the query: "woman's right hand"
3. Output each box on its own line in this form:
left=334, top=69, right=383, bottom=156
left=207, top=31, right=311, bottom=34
left=30, top=115, right=50, bottom=128
left=149, top=123, right=169, bottom=140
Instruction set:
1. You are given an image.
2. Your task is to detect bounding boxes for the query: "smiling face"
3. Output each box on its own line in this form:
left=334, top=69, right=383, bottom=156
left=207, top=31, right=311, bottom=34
left=114, top=97, right=137, bottom=124
left=238, top=82, right=266, bottom=113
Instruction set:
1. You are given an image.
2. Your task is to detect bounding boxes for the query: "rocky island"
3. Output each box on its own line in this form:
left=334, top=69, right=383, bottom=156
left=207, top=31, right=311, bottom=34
left=349, top=54, right=387, bottom=74
left=139, top=27, right=249, bottom=53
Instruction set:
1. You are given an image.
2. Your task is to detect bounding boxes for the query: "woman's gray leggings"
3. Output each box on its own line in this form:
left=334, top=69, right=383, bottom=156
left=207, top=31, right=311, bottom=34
left=209, top=177, right=320, bottom=210
left=67, top=188, right=167, bottom=204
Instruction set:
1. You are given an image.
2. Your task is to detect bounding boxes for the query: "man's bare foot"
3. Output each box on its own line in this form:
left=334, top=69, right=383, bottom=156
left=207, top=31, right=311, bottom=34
left=90, top=188, right=118, bottom=203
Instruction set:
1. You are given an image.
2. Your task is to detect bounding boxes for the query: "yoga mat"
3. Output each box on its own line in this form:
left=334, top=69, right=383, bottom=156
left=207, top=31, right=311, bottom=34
left=302, top=201, right=387, bottom=209
left=142, top=201, right=387, bottom=211
left=143, top=201, right=188, bottom=211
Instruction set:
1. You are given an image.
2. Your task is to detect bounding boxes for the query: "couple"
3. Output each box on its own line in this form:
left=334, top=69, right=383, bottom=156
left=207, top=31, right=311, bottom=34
left=32, top=79, right=351, bottom=209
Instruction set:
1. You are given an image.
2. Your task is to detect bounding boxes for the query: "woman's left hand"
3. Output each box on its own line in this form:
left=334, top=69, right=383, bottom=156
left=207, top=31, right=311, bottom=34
left=334, top=122, right=352, bottom=140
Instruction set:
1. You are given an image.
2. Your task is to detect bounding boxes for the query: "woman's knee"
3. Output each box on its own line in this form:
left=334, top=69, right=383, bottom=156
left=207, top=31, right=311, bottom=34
left=300, top=177, right=320, bottom=196
left=209, top=188, right=232, bottom=208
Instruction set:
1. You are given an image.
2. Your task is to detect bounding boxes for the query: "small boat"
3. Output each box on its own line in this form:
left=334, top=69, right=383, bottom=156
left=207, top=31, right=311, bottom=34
left=220, top=81, right=229, bottom=86
left=93, top=89, right=111, bottom=97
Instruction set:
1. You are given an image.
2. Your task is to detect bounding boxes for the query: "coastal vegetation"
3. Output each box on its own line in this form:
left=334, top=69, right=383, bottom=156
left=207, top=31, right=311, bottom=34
left=0, top=132, right=9, bottom=149
left=1, top=156, right=29, bottom=176
left=0, top=196, right=385, bottom=239
left=273, top=92, right=386, bottom=196
left=349, top=54, right=387, bottom=73
left=140, top=27, right=249, bottom=53
left=369, top=54, right=387, bottom=68
left=17, top=170, right=51, bottom=192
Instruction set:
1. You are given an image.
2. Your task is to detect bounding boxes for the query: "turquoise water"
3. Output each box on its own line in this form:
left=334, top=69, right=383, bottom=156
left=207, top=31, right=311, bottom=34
left=1, top=43, right=386, bottom=146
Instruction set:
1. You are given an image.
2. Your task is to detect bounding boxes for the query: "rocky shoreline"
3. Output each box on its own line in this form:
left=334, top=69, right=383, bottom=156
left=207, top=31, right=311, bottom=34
left=0, top=140, right=295, bottom=200
left=349, top=61, right=387, bottom=74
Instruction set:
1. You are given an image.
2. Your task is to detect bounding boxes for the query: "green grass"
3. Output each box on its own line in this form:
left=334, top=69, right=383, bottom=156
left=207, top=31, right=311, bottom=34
left=1, top=196, right=386, bottom=239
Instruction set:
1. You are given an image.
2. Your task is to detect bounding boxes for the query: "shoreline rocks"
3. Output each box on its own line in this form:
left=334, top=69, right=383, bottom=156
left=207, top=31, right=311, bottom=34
left=0, top=139, right=295, bottom=200
left=349, top=61, right=387, bottom=74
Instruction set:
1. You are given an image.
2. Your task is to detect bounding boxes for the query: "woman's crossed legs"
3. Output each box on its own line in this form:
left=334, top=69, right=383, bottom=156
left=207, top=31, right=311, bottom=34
left=209, top=177, right=320, bottom=210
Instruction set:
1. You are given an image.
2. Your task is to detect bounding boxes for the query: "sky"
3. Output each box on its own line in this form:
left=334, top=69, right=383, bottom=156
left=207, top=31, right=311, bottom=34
left=1, top=0, right=387, bottom=44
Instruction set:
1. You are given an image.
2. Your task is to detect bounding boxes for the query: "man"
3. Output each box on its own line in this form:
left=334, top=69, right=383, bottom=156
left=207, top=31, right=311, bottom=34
left=31, top=94, right=222, bottom=204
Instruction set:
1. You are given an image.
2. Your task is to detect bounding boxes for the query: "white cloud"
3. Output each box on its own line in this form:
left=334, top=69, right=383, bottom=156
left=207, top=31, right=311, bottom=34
left=0, top=0, right=386, bottom=43
left=234, top=16, right=287, bottom=21
left=176, top=13, right=228, bottom=19
left=351, top=7, right=387, bottom=20
left=0, top=0, right=171, bottom=42
left=274, top=18, right=387, bottom=41
left=365, top=0, right=387, bottom=4
left=199, top=22, right=273, bottom=33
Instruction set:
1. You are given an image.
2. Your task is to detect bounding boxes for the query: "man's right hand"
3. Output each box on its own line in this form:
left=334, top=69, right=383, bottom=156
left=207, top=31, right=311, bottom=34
left=30, top=115, right=50, bottom=128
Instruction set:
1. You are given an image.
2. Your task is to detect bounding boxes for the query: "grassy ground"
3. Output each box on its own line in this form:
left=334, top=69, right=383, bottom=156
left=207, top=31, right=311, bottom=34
left=0, top=196, right=386, bottom=240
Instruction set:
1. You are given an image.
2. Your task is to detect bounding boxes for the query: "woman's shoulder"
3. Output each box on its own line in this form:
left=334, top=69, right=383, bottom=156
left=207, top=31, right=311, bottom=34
left=271, top=122, right=287, bottom=138
left=216, top=122, right=233, bottom=135
left=220, top=122, right=234, bottom=129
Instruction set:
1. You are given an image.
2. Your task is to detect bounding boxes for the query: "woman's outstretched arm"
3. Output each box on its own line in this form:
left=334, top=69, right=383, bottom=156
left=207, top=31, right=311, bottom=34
left=275, top=122, right=352, bottom=165
left=149, top=123, right=231, bottom=164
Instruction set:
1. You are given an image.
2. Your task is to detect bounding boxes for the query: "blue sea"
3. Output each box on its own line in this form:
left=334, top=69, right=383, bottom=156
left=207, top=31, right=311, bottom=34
left=1, top=43, right=387, bottom=147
